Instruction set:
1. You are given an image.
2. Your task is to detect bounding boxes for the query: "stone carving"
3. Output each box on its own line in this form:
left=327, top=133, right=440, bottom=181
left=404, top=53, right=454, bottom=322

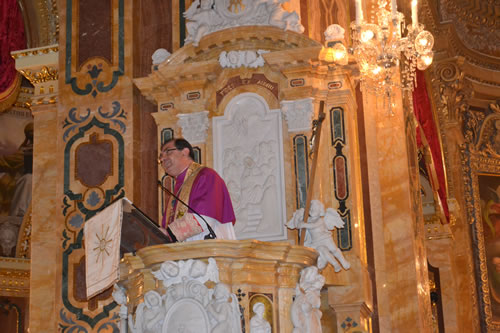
left=184, top=0, right=304, bottom=46
left=129, top=290, right=165, bottom=333
left=152, top=48, right=171, bottom=65
left=177, top=111, right=210, bottom=145
left=281, top=98, right=314, bottom=132
left=250, top=302, right=271, bottom=333
left=207, top=283, right=243, bottom=333
left=153, top=258, right=220, bottom=287
left=219, top=50, right=269, bottom=69
left=123, top=258, right=241, bottom=333
left=0, top=217, right=21, bottom=256
left=287, top=200, right=350, bottom=272
left=324, top=24, right=345, bottom=42
left=113, top=285, right=129, bottom=333
left=290, top=266, right=325, bottom=333
left=213, top=93, right=287, bottom=241
left=434, top=61, right=471, bottom=124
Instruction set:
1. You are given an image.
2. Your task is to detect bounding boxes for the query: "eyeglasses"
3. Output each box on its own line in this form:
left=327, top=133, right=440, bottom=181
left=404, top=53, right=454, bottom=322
left=163, top=148, right=178, bottom=155
left=158, top=148, right=178, bottom=164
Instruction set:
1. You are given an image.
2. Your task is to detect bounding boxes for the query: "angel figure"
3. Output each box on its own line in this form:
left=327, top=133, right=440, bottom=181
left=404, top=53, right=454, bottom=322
left=291, top=266, right=325, bottom=333
left=287, top=200, right=350, bottom=272
left=184, top=0, right=223, bottom=46
left=207, top=283, right=242, bottom=333
left=128, top=290, right=165, bottom=333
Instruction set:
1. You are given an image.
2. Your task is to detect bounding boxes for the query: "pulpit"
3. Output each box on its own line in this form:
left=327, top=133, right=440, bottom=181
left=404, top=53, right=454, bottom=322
left=116, top=240, right=317, bottom=333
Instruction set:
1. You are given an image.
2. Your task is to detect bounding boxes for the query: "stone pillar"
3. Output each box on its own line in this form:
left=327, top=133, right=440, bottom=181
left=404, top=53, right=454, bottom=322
left=14, top=44, right=59, bottom=332
left=363, top=87, right=433, bottom=331
left=323, top=70, right=373, bottom=332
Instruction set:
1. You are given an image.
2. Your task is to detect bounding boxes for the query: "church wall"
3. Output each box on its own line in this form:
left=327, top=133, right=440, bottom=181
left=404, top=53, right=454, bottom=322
left=23, top=0, right=175, bottom=331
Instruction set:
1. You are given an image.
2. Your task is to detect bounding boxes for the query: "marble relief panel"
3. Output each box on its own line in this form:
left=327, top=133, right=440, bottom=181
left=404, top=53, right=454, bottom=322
left=213, top=93, right=287, bottom=241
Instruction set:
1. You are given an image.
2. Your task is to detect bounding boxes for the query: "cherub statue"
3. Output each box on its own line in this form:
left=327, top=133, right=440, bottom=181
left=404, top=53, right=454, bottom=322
left=250, top=302, right=271, bottom=333
left=287, top=200, right=350, bottom=272
left=291, top=266, right=325, bottom=333
left=128, top=290, right=165, bottom=333
left=184, top=0, right=223, bottom=46
left=207, top=283, right=242, bottom=333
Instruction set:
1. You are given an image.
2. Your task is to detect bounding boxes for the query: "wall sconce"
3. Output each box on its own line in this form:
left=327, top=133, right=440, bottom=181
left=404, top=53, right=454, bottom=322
left=319, top=24, right=348, bottom=66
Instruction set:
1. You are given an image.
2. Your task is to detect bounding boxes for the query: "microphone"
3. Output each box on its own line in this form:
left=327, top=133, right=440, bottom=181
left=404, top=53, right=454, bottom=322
left=157, top=180, right=217, bottom=240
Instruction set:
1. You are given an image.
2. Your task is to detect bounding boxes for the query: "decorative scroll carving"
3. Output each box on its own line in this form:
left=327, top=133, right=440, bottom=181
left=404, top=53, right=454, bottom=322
left=433, top=61, right=472, bottom=125
left=123, top=258, right=242, bottom=333
left=281, top=98, right=314, bottom=133
left=219, top=50, right=269, bottom=69
left=177, top=111, right=209, bottom=145
left=463, top=101, right=500, bottom=158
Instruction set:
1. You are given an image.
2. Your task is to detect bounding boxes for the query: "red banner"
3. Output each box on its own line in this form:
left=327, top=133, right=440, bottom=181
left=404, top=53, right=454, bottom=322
left=413, top=70, right=450, bottom=223
left=0, top=0, right=26, bottom=111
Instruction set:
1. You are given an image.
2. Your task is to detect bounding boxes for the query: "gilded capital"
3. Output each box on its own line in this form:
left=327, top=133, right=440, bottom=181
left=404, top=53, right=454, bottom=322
left=12, top=44, right=59, bottom=106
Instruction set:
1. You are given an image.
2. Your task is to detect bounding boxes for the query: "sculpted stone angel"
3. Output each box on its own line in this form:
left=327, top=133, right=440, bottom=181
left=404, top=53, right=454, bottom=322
left=291, top=266, right=325, bottom=333
left=287, top=200, right=350, bottom=272
left=184, top=0, right=223, bottom=46
left=128, top=290, right=165, bottom=333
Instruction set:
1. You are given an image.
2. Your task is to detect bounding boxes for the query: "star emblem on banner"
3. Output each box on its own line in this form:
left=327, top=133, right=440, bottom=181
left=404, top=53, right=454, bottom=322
left=93, top=225, right=113, bottom=264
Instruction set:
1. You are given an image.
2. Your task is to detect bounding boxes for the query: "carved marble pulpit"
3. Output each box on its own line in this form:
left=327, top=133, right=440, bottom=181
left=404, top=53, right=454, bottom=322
left=117, top=240, right=317, bottom=333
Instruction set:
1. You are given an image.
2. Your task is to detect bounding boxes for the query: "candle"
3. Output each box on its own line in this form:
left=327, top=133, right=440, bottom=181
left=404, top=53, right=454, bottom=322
left=355, top=0, right=364, bottom=25
left=391, top=0, right=397, bottom=17
left=411, top=0, right=418, bottom=27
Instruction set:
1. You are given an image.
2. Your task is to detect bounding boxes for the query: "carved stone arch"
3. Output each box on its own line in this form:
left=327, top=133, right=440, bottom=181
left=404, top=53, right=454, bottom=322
left=162, top=26, right=321, bottom=66
left=214, top=77, right=281, bottom=115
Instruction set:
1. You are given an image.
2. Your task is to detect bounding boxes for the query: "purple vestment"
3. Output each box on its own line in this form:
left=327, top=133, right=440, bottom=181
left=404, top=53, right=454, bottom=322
left=162, top=166, right=236, bottom=227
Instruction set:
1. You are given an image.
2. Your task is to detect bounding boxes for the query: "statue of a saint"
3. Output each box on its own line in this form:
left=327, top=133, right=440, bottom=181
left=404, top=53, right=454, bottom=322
left=250, top=302, right=271, bottom=333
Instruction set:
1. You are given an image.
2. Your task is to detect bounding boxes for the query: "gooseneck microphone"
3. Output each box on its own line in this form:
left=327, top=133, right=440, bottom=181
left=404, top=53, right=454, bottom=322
left=157, top=180, right=217, bottom=240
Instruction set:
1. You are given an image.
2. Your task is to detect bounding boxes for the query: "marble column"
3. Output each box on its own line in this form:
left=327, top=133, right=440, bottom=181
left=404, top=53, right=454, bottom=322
left=14, top=44, right=60, bottom=332
left=363, top=88, right=433, bottom=331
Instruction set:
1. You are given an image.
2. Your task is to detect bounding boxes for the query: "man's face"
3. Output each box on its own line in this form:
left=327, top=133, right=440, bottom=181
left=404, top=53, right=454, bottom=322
left=159, top=141, right=190, bottom=177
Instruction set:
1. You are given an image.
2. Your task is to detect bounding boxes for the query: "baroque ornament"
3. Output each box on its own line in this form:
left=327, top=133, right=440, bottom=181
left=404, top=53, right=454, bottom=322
left=177, top=111, right=209, bottom=145
left=184, top=0, right=304, bottom=46
left=219, top=50, right=269, bottom=69
left=116, top=258, right=242, bottom=333
left=281, top=98, right=314, bottom=133
left=287, top=200, right=351, bottom=272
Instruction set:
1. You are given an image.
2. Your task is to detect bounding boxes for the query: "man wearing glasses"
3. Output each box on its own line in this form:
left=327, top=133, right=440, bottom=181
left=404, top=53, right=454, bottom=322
left=158, top=138, right=236, bottom=241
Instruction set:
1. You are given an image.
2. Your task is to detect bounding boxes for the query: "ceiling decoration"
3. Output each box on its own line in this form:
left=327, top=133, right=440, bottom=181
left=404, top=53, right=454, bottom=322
left=439, top=0, right=500, bottom=58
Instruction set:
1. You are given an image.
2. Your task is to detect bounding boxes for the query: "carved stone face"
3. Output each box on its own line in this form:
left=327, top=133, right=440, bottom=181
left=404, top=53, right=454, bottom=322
left=162, top=261, right=180, bottom=277
left=189, top=260, right=207, bottom=278
left=253, top=302, right=265, bottom=317
left=309, top=200, right=324, bottom=218
left=145, top=291, right=161, bottom=308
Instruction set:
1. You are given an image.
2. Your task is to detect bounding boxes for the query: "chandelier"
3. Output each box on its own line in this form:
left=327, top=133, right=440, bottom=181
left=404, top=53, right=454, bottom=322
left=320, top=0, right=434, bottom=113
left=351, top=0, right=434, bottom=99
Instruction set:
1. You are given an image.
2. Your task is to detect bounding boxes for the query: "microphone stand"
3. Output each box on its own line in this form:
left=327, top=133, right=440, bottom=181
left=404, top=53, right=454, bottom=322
left=157, top=180, right=217, bottom=240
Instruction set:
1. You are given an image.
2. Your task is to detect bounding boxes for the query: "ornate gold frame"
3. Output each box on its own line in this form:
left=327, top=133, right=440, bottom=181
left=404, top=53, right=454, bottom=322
left=463, top=141, right=500, bottom=330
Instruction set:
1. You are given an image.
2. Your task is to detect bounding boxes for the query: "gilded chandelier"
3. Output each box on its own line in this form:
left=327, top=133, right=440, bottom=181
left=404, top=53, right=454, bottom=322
left=350, top=0, right=434, bottom=100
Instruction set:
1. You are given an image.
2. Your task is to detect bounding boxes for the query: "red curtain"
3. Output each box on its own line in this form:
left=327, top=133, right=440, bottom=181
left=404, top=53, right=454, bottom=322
left=0, top=0, right=26, bottom=109
left=413, top=70, right=450, bottom=223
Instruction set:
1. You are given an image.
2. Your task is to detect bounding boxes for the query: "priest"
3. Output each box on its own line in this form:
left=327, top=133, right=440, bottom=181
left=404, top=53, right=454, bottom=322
left=158, top=138, right=236, bottom=241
